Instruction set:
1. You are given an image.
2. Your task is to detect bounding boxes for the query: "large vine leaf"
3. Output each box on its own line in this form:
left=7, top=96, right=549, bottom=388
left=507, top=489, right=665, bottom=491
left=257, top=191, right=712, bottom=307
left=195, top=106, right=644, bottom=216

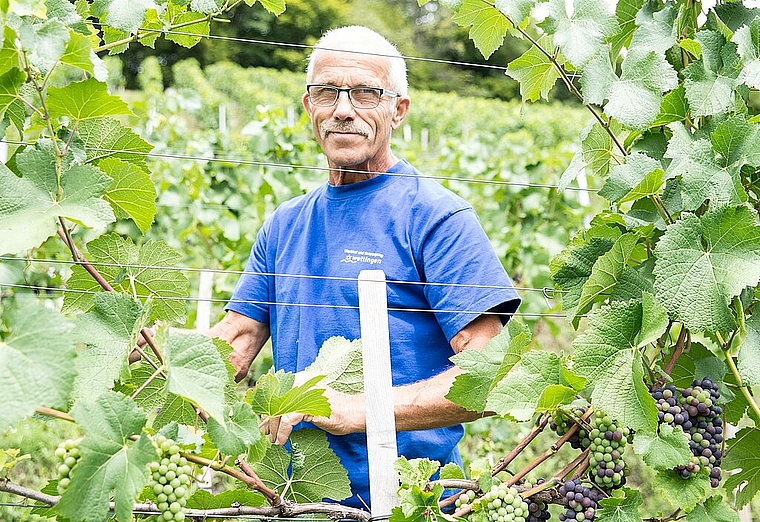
left=91, top=0, right=158, bottom=34
left=46, top=77, right=133, bottom=123
left=652, top=469, right=710, bottom=512
left=78, top=117, right=153, bottom=168
left=206, top=401, right=262, bottom=456
left=599, top=152, right=665, bottom=204
left=254, top=428, right=351, bottom=502
left=305, top=336, right=363, bottom=394
left=0, top=300, right=78, bottom=430
left=686, top=495, right=741, bottom=522
left=55, top=392, right=156, bottom=522
left=0, top=142, right=115, bottom=255
left=73, top=292, right=144, bottom=401
left=245, top=369, right=331, bottom=418
left=506, top=38, right=560, bottom=102
left=723, top=427, right=760, bottom=509
left=128, top=364, right=199, bottom=429
left=571, top=300, right=658, bottom=432
left=451, top=0, right=510, bottom=59
left=733, top=18, right=760, bottom=89
left=737, top=313, right=760, bottom=386
left=596, top=488, right=643, bottom=522
left=99, top=157, right=157, bottom=233
left=653, top=206, right=760, bottom=333
left=627, top=2, right=677, bottom=55
left=632, top=423, right=691, bottom=471
left=682, top=30, right=739, bottom=117
left=447, top=320, right=531, bottom=412
left=63, top=233, right=189, bottom=323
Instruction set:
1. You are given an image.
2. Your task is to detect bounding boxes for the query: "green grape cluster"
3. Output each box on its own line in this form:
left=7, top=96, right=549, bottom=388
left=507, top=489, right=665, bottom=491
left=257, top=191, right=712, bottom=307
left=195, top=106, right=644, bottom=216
left=456, top=481, right=531, bottom=522
left=580, top=411, right=630, bottom=490
left=54, top=438, right=82, bottom=494
left=549, top=407, right=588, bottom=450
left=147, top=435, right=194, bottom=522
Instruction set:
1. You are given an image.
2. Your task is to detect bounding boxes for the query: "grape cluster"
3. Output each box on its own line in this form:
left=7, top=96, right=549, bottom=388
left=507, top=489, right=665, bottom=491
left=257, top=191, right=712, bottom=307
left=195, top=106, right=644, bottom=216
left=147, top=435, right=194, bottom=521
left=557, top=480, right=601, bottom=522
left=649, top=377, right=724, bottom=487
left=455, top=481, right=531, bottom=522
left=521, top=477, right=551, bottom=522
left=580, top=412, right=630, bottom=490
left=549, top=407, right=588, bottom=450
left=54, top=438, right=82, bottom=494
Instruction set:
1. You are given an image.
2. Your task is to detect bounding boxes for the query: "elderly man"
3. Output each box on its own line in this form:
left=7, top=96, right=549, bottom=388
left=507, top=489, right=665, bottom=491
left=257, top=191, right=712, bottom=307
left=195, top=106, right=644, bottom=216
left=212, top=25, right=520, bottom=509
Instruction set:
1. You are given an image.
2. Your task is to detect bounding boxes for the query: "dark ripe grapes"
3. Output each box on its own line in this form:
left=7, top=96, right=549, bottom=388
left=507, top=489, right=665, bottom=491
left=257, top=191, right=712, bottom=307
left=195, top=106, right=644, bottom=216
left=147, top=435, right=194, bottom=522
left=55, top=438, right=83, bottom=494
left=649, top=377, right=723, bottom=487
left=455, top=480, right=531, bottom=522
left=557, top=480, right=601, bottom=522
left=582, top=411, right=630, bottom=490
left=521, top=477, right=551, bottom=522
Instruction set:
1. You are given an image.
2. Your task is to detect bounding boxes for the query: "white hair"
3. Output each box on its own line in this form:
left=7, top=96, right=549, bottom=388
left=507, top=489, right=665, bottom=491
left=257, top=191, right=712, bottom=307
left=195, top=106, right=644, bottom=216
left=305, top=26, right=408, bottom=95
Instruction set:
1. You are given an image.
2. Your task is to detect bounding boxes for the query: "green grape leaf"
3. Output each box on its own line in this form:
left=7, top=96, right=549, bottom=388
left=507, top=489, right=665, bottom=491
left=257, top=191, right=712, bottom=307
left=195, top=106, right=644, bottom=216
left=596, top=487, right=642, bottom=522
left=63, top=233, right=189, bottom=323
left=255, top=428, right=351, bottom=502
left=0, top=27, right=21, bottom=76
left=305, top=336, right=363, bottom=394
left=20, top=18, right=69, bottom=75
left=632, top=423, right=691, bottom=470
left=451, top=0, right=510, bottom=59
left=571, top=300, right=658, bottom=432
left=73, top=292, right=143, bottom=401
left=557, top=149, right=585, bottom=193
left=723, top=427, right=760, bottom=509
left=165, top=12, right=210, bottom=48
left=651, top=85, right=689, bottom=126
left=395, top=456, right=441, bottom=489
left=56, top=392, right=155, bottom=522
left=582, top=121, right=620, bottom=179
left=634, top=291, right=668, bottom=348
left=628, top=2, right=677, bottom=55
left=163, top=329, right=229, bottom=425
left=711, top=115, right=760, bottom=169
left=686, top=495, right=741, bottom=522
left=733, top=18, right=760, bottom=89
left=599, top=152, right=665, bottom=204
left=394, top=482, right=451, bottom=522
left=258, top=0, right=286, bottom=15
left=0, top=68, right=27, bottom=122
left=0, top=300, right=78, bottom=430
left=653, top=206, right=760, bottom=333
left=137, top=8, right=163, bottom=48
left=737, top=313, right=760, bottom=386
left=206, top=401, right=261, bottom=456
left=246, top=369, right=331, bottom=418
left=0, top=143, right=115, bottom=255
left=494, top=0, right=534, bottom=26
left=440, top=461, right=465, bottom=480
left=506, top=40, right=560, bottom=102
left=682, top=30, right=738, bottom=117
left=447, top=320, right=531, bottom=412
left=652, top=469, right=710, bottom=512
left=99, top=157, right=157, bottom=233
left=101, top=25, right=129, bottom=54
left=186, top=488, right=267, bottom=510
left=46, top=78, right=133, bottom=122
left=190, top=0, right=222, bottom=13
left=91, top=0, right=158, bottom=34
left=576, top=232, right=640, bottom=319
left=129, top=363, right=199, bottom=429
left=664, top=122, right=747, bottom=211
left=60, top=32, right=104, bottom=80
left=47, top=0, right=89, bottom=32
left=77, top=117, right=153, bottom=167
left=540, top=0, right=619, bottom=68
left=609, top=0, right=645, bottom=54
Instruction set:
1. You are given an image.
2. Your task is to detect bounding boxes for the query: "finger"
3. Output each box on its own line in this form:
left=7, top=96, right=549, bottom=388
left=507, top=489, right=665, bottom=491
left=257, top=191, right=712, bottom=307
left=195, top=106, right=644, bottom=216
left=268, top=417, right=282, bottom=444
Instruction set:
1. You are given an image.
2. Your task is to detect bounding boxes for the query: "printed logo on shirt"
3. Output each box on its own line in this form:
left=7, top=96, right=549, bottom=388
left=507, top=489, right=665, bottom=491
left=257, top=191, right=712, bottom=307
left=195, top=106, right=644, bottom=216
left=340, top=248, right=383, bottom=265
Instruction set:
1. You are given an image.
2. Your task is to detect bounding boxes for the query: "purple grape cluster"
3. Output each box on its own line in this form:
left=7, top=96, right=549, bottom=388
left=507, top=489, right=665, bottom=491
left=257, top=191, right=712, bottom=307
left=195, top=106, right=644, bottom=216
left=521, top=477, right=551, bottom=522
left=580, top=412, right=630, bottom=490
left=557, top=480, right=601, bottom=522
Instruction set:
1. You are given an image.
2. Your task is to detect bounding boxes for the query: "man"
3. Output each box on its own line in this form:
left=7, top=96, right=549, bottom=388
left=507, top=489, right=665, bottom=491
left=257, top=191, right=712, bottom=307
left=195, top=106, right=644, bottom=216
left=210, top=26, right=521, bottom=509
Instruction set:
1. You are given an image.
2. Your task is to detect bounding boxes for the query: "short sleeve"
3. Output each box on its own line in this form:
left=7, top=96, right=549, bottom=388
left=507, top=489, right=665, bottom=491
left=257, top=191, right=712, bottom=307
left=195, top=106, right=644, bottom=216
left=419, top=208, right=521, bottom=341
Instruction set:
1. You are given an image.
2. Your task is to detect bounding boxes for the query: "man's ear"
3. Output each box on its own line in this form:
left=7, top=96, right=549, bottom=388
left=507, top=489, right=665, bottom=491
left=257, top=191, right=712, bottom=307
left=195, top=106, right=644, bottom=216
left=302, top=91, right=313, bottom=118
left=390, top=96, right=411, bottom=130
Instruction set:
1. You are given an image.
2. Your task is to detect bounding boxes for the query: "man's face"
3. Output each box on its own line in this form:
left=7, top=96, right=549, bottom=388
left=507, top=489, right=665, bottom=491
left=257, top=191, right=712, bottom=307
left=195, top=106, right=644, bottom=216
left=302, top=50, right=409, bottom=173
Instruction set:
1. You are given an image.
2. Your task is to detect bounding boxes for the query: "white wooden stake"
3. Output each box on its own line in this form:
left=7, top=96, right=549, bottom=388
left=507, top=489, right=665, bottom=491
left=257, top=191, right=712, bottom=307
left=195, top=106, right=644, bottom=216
left=358, top=270, right=399, bottom=516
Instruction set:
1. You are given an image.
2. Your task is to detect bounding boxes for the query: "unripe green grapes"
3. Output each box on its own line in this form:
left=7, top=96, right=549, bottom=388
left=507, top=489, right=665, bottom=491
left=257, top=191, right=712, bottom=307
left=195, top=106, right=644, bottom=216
left=55, top=438, right=83, bottom=494
left=456, top=480, right=530, bottom=522
left=147, top=435, right=194, bottom=521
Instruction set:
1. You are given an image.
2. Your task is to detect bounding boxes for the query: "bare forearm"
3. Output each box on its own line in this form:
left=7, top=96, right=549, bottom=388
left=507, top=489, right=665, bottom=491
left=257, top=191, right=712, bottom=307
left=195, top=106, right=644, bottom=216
left=208, top=311, right=270, bottom=381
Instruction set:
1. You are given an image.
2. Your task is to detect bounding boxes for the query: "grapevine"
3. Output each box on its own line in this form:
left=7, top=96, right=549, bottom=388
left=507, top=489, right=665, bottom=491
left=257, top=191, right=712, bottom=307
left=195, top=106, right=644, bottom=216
left=556, top=480, right=600, bottom=522
left=580, top=412, right=630, bottom=490
left=54, top=438, right=82, bottom=495
left=147, top=435, right=194, bottom=522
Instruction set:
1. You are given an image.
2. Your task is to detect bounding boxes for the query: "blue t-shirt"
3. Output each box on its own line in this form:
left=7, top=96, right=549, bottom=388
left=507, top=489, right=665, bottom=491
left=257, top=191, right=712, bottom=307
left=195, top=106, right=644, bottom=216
left=227, top=159, right=520, bottom=509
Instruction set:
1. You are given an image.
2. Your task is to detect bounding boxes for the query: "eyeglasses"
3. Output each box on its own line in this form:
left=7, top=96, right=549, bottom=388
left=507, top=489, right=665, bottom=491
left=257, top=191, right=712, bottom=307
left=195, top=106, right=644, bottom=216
left=306, top=84, right=401, bottom=109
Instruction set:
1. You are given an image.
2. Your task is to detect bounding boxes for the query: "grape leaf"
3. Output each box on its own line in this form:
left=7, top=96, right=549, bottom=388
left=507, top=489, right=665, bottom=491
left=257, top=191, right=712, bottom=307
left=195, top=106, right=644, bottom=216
left=652, top=469, right=710, bottom=512
left=494, top=0, right=534, bottom=27
left=0, top=68, right=27, bottom=122
left=686, top=495, right=740, bottom=522
left=447, top=320, right=530, bottom=412
left=129, top=364, right=199, bottom=429
left=163, top=328, right=229, bottom=425
left=596, top=487, right=642, bottom=522
left=73, top=292, right=143, bottom=401
left=191, top=0, right=222, bottom=13
left=56, top=392, right=156, bottom=522
left=99, top=157, right=157, bottom=233
left=46, top=77, right=133, bottom=122
left=255, top=428, right=351, bottom=502
left=627, top=2, right=678, bottom=55
left=165, top=12, right=210, bottom=48
left=63, top=233, right=189, bottom=323
left=711, top=115, right=760, bottom=169
left=395, top=456, right=440, bottom=489
left=632, top=423, right=691, bottom=470
left=186, top=488, right=267, bottom=510
left=540, top=0, right=619, bottom=68
left=723, top=427, right=760, bottom=509
left=634, top=291, right=668, bottom=348
left=599, top=152, right=665, bottom=204
left=653, top=206, right=760, bottom=333
left=582, top=121, right=621, bottom=179
left=245, top=369, right=331, bottom=418
left=506, top=39, right=560, bottom=102
left=664, top=122, right=747, bottom=211
left=46, top=0, right=89, bottom=33
left=91, top=0, right=158, bottom=34
left=0, top=300, right=78, bottom=430
left=258, top=0, right=287, bottom=15
left=394, top=482, right=451, bottom=522
left=733, top=18, right=760, bottom=89
left=609, top=0, right=645, bottom=55
left=682, top=30, right=738, bottom=117
left=571, top=300, right=658, bottom=432
left=651, top=85, right=689, bottom=126
left=60, top=32, right=104, bottom=79
left=0, top=142, right=115, bottom=255
left=206, top=401, right=262, bottom=456
left=737, top=313, right=760, bottom=386
left=19, top=18, right=69, bottom=75
left=305, top=336, right=363, bottom=394
left=77, top=117, right=153, bottom=167
left=486, top=350, right=581, bottom=421
left=451, top=0, right=510, bottom=59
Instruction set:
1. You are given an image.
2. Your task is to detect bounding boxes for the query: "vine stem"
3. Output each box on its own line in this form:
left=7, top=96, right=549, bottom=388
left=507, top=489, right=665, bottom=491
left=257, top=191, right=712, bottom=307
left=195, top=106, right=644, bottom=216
left=663, top=327, right=688, bottom=377
left=236, top=457, right=282, bottom=506
left=35, top=406, right=74, bottom=422
left=725, top=351, right=760, bottom=424
left=491, top=414, right=551, bottom=476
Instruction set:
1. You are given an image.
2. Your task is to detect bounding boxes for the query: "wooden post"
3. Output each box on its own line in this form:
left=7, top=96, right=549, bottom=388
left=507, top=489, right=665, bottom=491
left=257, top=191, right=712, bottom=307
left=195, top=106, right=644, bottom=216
left=358, top=270, right=399, bottom=516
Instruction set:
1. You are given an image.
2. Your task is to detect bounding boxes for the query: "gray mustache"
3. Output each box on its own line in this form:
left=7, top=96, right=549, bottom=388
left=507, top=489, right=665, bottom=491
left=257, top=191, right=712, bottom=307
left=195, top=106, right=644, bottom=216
left=320, top=122, right=370, bottom=139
